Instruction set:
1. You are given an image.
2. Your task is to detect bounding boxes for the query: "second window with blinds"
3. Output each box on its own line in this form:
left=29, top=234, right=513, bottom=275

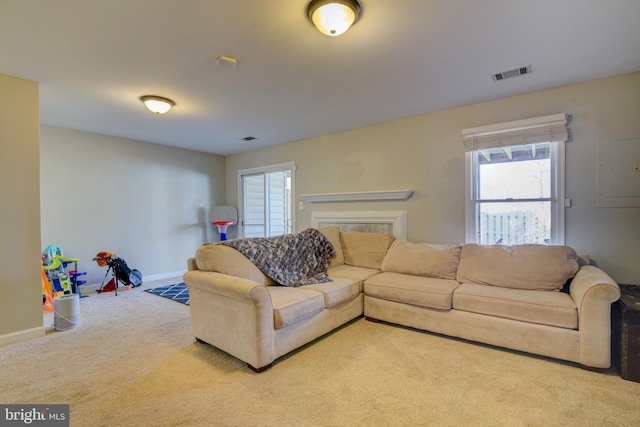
left=462, top=114, right=568, bottom=246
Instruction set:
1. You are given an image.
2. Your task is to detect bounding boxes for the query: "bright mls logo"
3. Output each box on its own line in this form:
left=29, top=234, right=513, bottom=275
left=1, top=405, right=69, bottom=426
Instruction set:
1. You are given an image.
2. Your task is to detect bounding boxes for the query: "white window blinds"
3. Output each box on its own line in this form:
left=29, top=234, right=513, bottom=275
left=238, top=162, right=294, bottom=238
left=462, top=113, right=568, bottom=151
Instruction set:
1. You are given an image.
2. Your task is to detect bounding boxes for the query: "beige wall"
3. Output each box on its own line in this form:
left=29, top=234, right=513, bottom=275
left=2, top=71, right=637, bottom=344
left=226, top=72, right=640, bottom=284
left=0, top=74, right=42, bottom=341
left=40, top=126, right=226, bottom=285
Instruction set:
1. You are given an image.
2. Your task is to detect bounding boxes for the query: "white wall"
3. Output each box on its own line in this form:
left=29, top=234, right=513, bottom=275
left=40, top=126, right=226, bottom=285
left=0, top=73, right=42, bottom=341
left=225, top=72, right=640, bottom=284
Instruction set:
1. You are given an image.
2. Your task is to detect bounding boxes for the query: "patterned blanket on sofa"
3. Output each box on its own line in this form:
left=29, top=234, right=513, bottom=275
left=221, top=228, right=336, bottom=287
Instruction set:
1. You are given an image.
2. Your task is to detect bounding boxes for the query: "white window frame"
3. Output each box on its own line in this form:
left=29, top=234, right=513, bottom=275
left=462, top=114, right=567, bottom=245
left=237, top=161, right=295, bottom=238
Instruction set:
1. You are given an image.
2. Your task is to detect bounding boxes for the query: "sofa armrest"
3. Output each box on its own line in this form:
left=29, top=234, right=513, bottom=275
left=183, top=270, right=275, bottom=370
left=185, top=270, right=271, bottom=303
left=569, top=265, right=621, bottom=368
left=187, top=257, right=198, bottom=271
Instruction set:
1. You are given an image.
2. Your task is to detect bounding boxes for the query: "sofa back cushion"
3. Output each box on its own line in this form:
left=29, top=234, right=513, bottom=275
left=456, top=244, right=579, bottom=291
left=340, top=231, right=395, bottom=270
left=317, top=227, right=344, bottom=268
left=381, top=240, right=462, bottom=280
left=195, top=244, right=274, bottom=285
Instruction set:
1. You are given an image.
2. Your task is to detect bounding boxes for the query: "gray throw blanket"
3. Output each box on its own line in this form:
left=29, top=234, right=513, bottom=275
left=221, top=228, right=335, bottom=287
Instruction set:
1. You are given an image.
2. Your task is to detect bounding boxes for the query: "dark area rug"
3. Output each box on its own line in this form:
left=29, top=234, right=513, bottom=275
left=144, top=282, right=189, bottom=305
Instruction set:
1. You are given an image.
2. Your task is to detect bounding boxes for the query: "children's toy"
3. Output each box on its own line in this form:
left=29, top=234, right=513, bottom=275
left=42, top=255, right=68, bottom=297
left=211, top=205, right=237, bottom=241
left=42, top=270, right=54, bottom=312
left=41, top=245, right=88, bottom=306
left=212, top=220, right=234, bottom=241
left=92, top=251, right=142, bottom=295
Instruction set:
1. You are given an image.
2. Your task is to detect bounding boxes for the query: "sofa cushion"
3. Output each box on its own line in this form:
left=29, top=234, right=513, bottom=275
left=328, top=264, right=381, bottom=288
left=318, top=227, right=344, bottom=268
left=381, top=240, right=462, bottom=280
left=340, top=231, right=395, bottom=269
left=267, top=286, right=325, bottom=329
left=456, top=244, right=579, bottom=291
left=301, top=278, right=360, bottom=308
left=453, top=283, right=578, bottom=329
left=364, top=272, right=460, bottom=310
left=195, top=244, right=274, bottom=286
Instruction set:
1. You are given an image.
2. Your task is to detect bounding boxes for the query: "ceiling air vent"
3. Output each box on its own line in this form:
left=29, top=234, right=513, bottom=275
left=240, top=136, right=257, bottom=141
left=492, top=65, right=532, bottom=82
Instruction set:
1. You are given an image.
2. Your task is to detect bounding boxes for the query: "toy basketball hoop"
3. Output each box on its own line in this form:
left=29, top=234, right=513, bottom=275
left=211, top=205, right=237, bottom=241
left=212, top=220, right=234, bottom=241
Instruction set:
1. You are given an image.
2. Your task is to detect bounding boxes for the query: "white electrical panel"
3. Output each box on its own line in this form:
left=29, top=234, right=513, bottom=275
left=597, top=138, right=640, bottom=207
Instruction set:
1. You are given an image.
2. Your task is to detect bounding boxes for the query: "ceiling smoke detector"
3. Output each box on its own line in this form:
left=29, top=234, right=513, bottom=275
left=492, top=65, right=532, bottom=82
left=217, top=55, right=237, bottom=69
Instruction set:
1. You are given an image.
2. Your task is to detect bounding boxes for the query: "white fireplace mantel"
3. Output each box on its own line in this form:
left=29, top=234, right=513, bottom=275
left=312, top=211, right=407, bottom=239
left=301, top=189, right=413, bottom=203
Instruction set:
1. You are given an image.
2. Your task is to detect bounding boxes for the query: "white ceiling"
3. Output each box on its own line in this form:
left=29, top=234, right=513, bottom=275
left=1, top=0, right=639, bottom=156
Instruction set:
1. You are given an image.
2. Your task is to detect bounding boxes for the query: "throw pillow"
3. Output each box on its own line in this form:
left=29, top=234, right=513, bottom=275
left=317, top=227, right=344, bottom=268
left=340, top=231, right=395, bottom=270
left=456, top=244, right=579, bottom=291
left=381, top=240, right=462, bottom=280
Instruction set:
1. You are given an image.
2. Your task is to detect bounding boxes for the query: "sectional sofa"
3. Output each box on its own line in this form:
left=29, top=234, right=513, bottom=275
left=183, top=228, right=620, bottom=373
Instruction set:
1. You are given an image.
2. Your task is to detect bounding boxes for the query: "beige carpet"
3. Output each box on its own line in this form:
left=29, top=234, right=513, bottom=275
left=1, top=276, right=639, bottom=426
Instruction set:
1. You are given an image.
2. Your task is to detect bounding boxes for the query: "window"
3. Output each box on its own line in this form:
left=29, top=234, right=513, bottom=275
left=238, top=162, right=294, bottom=238
left=463, top=114, right=568, bottom=245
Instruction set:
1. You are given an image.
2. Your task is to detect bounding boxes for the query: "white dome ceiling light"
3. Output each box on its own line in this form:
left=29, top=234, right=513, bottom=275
left=140, top=95, right=175, bottom=114
left=307, top=0, right=362, bottom=37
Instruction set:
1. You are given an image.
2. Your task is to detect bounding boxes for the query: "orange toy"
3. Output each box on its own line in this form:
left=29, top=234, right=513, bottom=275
left=42, top=269, right=54, bottom=312
left=93, top=251, right=114, bottom=267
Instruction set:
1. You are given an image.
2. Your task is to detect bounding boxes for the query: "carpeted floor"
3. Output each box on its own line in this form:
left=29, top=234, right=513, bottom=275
left=1, top=276, right=640, bottom=426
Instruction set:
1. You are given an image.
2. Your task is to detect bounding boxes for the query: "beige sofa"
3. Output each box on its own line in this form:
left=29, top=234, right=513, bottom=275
left=183, top=228, right=620, bottom=372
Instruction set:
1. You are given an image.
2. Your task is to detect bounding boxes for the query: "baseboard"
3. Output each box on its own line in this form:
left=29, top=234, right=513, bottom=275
left=0, top=326, right=46, bottom=347
left=143, top=270, right=187, bottom=282
left=80, top=270, right=186, bottom=294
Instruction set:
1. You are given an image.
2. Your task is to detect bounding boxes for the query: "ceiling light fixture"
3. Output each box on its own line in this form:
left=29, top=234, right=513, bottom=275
left=140, top=95, right=175, bottom=114
left=307, top=0, right=361, bottom=37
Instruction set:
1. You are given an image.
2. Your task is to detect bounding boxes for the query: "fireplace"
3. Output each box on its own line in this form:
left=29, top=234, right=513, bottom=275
left=311, top=211, right=407, bottom=239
